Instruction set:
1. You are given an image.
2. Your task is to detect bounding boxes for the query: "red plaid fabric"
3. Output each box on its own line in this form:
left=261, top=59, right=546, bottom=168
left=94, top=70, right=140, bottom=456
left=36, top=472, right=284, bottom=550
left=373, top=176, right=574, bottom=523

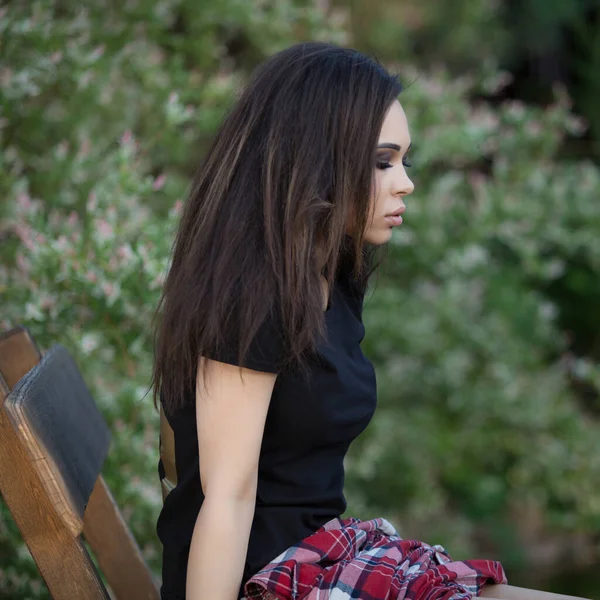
left=243, top=517, right=507, bottom=600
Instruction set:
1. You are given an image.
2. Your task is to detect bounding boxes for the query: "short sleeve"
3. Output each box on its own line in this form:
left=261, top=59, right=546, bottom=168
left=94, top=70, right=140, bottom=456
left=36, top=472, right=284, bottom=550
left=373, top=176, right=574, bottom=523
left=202, top=306, right=286, bottom=374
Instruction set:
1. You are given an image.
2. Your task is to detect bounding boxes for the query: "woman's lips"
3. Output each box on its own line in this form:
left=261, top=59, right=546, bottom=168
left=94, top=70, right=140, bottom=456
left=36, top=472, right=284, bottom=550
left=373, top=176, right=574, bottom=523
left=385, top=205, right=405, bottom=226
left=385, top=215, right=403, bottom=226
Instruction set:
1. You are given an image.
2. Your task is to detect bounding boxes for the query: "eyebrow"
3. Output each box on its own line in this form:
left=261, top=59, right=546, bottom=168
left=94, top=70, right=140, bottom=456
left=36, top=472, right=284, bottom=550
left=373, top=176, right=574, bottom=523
left=377, top=142, right=412, bottom=152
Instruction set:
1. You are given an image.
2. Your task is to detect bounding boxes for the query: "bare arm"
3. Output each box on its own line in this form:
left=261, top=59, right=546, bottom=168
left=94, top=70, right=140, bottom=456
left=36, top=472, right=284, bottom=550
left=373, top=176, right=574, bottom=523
left=186, top=356, right=277, bottom=600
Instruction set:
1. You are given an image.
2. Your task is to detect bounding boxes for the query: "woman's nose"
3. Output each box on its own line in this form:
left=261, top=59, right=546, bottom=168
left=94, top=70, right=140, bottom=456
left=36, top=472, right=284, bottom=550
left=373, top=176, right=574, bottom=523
left=394, top=172, right=414, bottom=197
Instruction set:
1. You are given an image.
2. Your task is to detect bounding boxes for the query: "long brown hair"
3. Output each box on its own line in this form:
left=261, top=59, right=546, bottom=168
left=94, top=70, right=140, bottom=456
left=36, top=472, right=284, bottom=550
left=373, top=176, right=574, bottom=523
left=151, top=42, right=403, bottom=415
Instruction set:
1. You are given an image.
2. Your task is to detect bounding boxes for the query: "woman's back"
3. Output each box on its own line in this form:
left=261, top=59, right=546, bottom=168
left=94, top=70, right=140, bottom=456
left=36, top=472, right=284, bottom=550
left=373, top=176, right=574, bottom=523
left=157, top=256, right=377, bottom=600
left=151, top=41, right=413, bottom=600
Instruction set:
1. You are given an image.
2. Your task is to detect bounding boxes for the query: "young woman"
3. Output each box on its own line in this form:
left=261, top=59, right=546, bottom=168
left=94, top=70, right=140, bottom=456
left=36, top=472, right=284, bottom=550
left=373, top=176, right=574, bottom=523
left=151, top=42, right=576, bottom=600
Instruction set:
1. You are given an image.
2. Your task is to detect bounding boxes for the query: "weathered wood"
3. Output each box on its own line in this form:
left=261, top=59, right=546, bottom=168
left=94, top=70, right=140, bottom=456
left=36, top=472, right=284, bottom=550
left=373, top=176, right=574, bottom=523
left=5, top=345, right=111, bottom=536
left=0, top=326, right=160, bottom=600
left=480, top=583, right=590, bottom=600
left=0, top=326, right=41, bottom=391
left=83, top=476, right=160, bottom=600
left=160, top=405, right=177, bottom=501
left=0, top=378, right=110, bottom=599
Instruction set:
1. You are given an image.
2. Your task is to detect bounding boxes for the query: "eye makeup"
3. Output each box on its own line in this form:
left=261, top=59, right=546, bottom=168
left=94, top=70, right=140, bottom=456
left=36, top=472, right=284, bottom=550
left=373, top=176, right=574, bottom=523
left=376, top=152, right=393, bottom=170
left=375, top=142, right=412, bottom=170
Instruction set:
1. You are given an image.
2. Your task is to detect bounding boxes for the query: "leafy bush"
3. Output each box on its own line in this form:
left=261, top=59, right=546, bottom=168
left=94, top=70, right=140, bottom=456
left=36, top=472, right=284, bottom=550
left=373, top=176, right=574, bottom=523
left=347, top=0, right=600, bottom=162
left=347, top=71, right=600, bottom=572
left=0, top=1, right=341, bottom=596
left=1, top=1, right=599, bottom=598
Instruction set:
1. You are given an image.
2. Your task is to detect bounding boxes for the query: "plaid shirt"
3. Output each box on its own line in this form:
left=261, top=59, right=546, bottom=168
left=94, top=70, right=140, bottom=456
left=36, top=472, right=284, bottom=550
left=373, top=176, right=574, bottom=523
left=243, top=517, right=507, bottom=600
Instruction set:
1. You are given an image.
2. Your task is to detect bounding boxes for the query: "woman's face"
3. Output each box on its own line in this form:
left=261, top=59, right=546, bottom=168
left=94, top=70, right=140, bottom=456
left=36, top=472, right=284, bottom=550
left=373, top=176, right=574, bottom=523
left=362, top=99, right=414, bottom=245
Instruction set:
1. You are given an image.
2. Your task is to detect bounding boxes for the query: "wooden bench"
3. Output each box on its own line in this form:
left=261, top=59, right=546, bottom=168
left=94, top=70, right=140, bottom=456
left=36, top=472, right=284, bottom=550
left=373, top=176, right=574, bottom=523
left=2, top=325, right=591, bottom=600
left=0, top=326, right=160, bottom=600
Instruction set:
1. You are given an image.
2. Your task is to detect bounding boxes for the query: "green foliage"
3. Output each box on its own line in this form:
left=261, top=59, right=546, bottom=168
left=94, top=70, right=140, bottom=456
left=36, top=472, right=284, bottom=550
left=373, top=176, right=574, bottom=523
left=0, top=1, right=341, bottom=597
left=1, top=1, right=599, bottom=598
left=344, top=0, right=600, bottom=161
left=346, top=71, right=600, bottom=569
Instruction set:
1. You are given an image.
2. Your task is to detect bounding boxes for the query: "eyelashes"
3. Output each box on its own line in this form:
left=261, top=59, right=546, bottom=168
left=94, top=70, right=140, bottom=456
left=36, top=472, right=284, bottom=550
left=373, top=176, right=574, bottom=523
left=376, top=160, right=392, bottom=170
left=376, top=154, right=412, bottom=170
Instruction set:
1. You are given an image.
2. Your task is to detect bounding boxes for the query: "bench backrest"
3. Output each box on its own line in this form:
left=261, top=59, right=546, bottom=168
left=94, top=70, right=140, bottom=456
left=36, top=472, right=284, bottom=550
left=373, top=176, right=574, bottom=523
left=159, top=404, right=177, bottom=500
left=0, top=326, right=160, bottom=600
left=5, top=344, right=111, bottom=534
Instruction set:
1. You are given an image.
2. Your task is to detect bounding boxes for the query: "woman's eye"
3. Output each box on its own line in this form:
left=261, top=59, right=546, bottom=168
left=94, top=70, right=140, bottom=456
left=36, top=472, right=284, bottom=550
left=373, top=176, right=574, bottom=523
left=376, top=151, right=413, bottom=170
left=376, top=153, right=392, bottom=170
left=376, top=160, right=392, bottom=170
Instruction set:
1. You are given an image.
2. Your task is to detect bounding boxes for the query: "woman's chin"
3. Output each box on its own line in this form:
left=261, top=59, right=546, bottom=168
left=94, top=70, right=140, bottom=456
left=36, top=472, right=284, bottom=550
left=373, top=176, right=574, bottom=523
left=363, top=227, right=394, bottom=246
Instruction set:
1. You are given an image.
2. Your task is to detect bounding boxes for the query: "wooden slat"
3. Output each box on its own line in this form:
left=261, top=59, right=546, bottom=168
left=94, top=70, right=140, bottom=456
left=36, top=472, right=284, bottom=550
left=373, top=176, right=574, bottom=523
left=0, top=326, right=41, bottom=391
left=83, top=477, right=160, bottom=600
left=160, top=405, right=177, bottom=501
left=5, top=346, right=112, bottom=537
left=0, top=327, right=160, bottom=600
left=480, top=583, right=589, bottom=600
left=0, top=378, right=110, bottom=599
left=5, top=390, right=85, bottom=537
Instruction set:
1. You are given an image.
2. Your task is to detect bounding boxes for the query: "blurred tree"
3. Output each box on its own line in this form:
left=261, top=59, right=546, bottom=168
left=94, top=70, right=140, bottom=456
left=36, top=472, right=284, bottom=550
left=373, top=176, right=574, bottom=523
left=1, top=1, right=599, bottom=598
left=337, top=0, right=600, bottom=161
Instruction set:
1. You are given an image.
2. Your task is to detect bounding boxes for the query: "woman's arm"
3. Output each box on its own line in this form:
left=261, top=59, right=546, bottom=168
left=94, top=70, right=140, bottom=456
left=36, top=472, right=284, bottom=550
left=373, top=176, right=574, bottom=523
left=186, top=356, right=277, bottom=600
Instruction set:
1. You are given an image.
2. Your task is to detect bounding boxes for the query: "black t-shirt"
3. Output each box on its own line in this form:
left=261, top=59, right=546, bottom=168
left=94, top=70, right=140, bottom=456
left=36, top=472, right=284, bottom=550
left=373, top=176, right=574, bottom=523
left=156, top=260, right=377, bottom=600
